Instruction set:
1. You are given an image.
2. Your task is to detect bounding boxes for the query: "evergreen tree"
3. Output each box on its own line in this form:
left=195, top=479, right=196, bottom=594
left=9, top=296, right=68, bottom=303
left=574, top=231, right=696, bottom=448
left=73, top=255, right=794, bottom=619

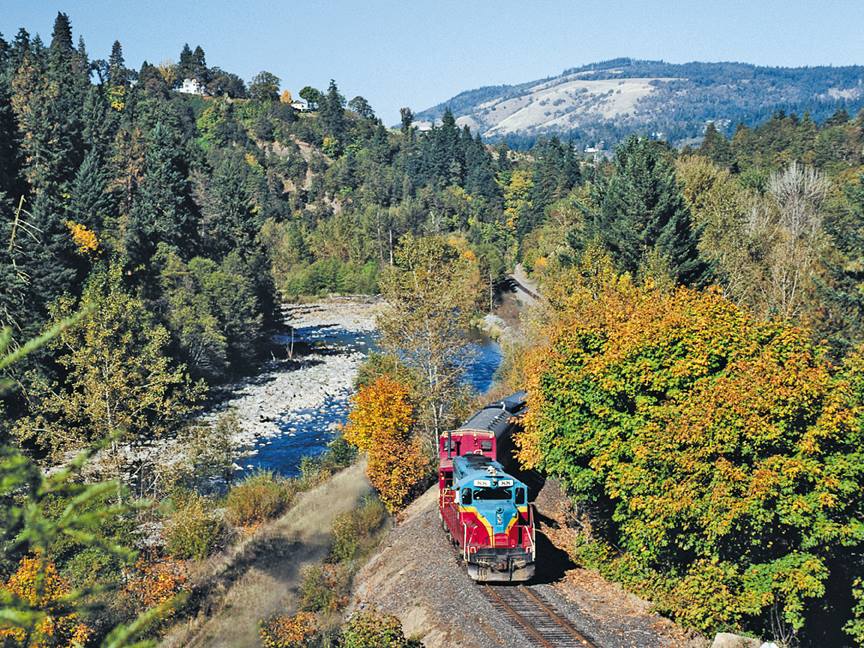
left=0, top=54, right=20, bottom=199
left=177, top=42, right=194, bottom=80
left=126, top=121, right=199, bottom=267
left=700, top=123, right=735, bottom=169
left=591, top=136, right=707, bottom=285
left=68, top=147, right=113, bottom=233
left=191, top=45, right=208, bottom=83
left=201, top=151, right=258, bottom=257
left=320, top=79, right=346, bottom=149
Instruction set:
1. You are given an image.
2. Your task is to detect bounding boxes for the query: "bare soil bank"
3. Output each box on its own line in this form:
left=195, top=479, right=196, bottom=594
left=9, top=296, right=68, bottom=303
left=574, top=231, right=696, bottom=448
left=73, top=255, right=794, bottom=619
left=161, top=461, right=372, bottom=648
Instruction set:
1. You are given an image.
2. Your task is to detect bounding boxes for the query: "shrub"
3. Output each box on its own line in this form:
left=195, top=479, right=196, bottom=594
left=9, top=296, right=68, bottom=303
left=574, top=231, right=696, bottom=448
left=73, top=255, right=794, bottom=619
left=296, top=436, right=357, bottom=489
left=164, top=493, right=225, bottom=560
left=259, top=611, right=318, bottom=648
left=124, top=557, right=189, bottom=618
left=521, top=272, right=864, bottom=641
left=0, top=555, right=91, bottom=647
left=225, top=471, right=295, bottom=527
left=340, top=608, right=420, bottom=648
left=330, top=496, right=388, bottom=564
left=299, top=563, right=350, bottom=613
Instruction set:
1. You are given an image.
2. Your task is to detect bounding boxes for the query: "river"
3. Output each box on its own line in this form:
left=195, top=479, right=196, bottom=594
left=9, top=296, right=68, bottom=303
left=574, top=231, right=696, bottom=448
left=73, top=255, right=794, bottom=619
left=233, top=303, right=502, bottom=477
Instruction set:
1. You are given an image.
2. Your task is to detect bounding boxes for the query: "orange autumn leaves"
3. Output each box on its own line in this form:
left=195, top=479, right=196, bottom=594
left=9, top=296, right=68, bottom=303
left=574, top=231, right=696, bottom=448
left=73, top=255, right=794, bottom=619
left=0, top=556, right=91, bottom=647
left=343, top=376, right=430, bottom=513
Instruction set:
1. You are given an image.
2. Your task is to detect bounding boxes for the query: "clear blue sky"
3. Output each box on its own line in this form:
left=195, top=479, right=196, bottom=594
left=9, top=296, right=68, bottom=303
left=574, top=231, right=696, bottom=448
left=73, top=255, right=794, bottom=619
left=4, top=1, right=864, bottom=124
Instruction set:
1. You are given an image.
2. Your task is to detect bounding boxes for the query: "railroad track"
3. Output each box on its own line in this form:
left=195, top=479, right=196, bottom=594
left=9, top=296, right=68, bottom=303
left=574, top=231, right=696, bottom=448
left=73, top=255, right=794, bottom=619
left=482, top=584, right=598, bottom=648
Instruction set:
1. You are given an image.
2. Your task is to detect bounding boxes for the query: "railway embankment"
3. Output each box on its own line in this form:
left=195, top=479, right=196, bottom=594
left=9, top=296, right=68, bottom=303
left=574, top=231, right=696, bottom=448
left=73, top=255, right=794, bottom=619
left=349, top=479, right=705, bottom=648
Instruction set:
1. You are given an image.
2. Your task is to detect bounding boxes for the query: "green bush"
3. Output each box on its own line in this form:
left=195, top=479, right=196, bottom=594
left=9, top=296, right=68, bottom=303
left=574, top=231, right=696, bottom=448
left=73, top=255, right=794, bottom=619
left=297, top=436, right=357, bottom=489
left=298, top=563, right=350, bottom=613
left=330, top=496, right=388, bottom=564
left=164, top=493, right=225, bottom=560
left=340, top=608, right=420, bottom=648
left=225, top=471, right=295, bottom=527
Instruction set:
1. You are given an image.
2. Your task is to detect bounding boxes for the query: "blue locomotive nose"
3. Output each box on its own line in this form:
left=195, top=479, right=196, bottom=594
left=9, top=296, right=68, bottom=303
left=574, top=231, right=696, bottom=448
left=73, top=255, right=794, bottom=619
left=474, top=501, right=516, bottom=535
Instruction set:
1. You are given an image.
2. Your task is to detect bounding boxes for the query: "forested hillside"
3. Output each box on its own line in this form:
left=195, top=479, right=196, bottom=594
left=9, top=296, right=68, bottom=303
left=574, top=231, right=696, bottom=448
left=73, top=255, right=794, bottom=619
left=415, top=58, right=864, bottom=148
left=3, top=11, right=864, bottom=648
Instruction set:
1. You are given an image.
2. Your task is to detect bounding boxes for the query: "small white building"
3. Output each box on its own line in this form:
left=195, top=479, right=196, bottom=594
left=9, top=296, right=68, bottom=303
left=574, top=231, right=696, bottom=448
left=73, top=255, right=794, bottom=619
left=179, top=78, right=206, bottom=96
left=290, top=98, right=310, bottom=112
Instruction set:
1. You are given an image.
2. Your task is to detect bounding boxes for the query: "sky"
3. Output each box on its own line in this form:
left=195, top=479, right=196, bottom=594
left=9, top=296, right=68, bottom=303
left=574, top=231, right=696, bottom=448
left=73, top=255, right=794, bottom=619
left=3, top=1, right=864, bottom=124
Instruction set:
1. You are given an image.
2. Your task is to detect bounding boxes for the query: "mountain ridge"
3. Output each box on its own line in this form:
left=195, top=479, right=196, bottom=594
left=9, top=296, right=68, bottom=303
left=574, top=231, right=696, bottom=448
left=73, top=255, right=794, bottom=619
left=414, top=58, right=864, bottom=148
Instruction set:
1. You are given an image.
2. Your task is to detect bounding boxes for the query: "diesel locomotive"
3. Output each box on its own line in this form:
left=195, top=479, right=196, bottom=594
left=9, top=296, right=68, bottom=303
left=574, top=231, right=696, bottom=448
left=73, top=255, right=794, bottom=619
left=438, top=392, right=536, bottom=582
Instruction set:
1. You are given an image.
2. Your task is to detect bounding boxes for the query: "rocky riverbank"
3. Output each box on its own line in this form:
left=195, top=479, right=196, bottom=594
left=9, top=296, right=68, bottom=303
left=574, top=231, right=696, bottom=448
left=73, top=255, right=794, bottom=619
left=207, top=297, right=380, bottom=452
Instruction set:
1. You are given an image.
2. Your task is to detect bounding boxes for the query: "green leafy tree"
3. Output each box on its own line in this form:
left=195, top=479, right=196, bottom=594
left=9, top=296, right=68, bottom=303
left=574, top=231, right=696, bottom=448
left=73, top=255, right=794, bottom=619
left=249, top=71, right=280, bottom=103
left=13, top=262, right=201, bottom=460
left=0, top=317, right=184, bottom=647
left=520, top=274, right=864, bottom=643
left=298, top=86, right=322, bottom=110
left=347, top=95, right=374, bottom=120
left=378, top=234, right=481, bottom=447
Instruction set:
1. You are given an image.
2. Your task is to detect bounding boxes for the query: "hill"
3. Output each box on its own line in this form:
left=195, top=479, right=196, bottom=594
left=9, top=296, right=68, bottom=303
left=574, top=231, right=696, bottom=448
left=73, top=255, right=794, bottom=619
left=414, top=58, right=864, bottom=148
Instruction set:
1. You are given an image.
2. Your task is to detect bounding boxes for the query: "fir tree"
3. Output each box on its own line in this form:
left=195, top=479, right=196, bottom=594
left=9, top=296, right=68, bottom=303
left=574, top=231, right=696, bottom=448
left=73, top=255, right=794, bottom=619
left=320, top=79, right=346, bottom=150
left=700, top=123, right=735, bottom=170
left=591, top=136, right=707, bottom=285
left=201, top=151, right=258, bottom=257
left=68, top=147, right=113, bottom=233
left=126, top=121, right=199, bottom=267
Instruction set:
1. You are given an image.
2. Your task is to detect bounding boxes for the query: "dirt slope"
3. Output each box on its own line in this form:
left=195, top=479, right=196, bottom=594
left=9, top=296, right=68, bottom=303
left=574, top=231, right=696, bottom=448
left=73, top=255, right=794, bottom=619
left=161, top=461, right=372, bottom=648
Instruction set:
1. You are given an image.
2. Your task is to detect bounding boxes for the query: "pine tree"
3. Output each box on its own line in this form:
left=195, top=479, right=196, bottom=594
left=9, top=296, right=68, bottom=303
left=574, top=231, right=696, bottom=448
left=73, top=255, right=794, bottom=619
left=700, top=123, right=736, bottom=169
left=591, top=136, right=707, bottom=285
left=68, top=147, right=113, bottom=233
left=201, top=151, right=258, bottom=257
left=191, top=45, right=208, bottom=83
left=8, top=16, right=91, bottom=335
left=0, top=55, right=20, bottom=199
left=177, top=43, right=193, bottom=80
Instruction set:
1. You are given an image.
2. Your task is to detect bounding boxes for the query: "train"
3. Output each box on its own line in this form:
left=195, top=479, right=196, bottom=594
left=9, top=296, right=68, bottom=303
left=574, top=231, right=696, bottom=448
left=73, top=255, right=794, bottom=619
left=438, top=392, right=536, bottom=582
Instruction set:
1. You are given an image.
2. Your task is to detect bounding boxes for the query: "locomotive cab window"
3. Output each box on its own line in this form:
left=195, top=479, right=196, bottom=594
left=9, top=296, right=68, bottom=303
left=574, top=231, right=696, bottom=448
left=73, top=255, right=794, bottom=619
left=480, top=440, right=493, bottom=451
left=461, top=489, right=472, bottom=505
left=473, top=486, right=512, bottom=501
left=515, top=487, right=526, bottom=505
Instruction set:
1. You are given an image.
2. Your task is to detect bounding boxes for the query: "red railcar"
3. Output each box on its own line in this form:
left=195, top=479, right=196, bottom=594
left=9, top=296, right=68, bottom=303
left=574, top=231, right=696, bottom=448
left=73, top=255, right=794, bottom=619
left=438, top=391, right=526, bottom=490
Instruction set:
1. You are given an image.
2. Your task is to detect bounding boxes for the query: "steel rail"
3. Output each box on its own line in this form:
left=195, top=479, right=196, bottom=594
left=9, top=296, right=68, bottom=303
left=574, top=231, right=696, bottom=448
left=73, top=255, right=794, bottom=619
left=481, top=584, right=599, bottom=648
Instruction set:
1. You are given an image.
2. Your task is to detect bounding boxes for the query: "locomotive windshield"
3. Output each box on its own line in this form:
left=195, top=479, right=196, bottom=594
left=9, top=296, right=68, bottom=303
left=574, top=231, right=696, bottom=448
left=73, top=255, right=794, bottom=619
left=473, top=486, right=512, bottom=501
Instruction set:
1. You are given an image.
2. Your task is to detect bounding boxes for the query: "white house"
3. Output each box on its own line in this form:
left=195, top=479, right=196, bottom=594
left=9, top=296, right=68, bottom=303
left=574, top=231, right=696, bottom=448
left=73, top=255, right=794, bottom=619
left=290, top=98, right=310, bottom=112
left=179, top=78, right=206, bottom=96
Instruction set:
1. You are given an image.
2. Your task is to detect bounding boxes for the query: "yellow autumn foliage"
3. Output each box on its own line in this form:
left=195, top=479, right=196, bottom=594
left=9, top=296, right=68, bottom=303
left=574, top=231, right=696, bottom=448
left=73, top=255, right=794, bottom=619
left=65, top=221, right=99, bottom=255
left=344, top=376, right=430, bottom=512
left=0, top=556, right=91, bottom=647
